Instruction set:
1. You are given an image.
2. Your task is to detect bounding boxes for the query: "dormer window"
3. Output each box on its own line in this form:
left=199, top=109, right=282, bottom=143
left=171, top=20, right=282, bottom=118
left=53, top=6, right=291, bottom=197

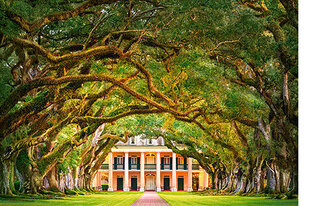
left=148, top=138, right=152, bottom=145
left=130, top=137, right=136, bottom=145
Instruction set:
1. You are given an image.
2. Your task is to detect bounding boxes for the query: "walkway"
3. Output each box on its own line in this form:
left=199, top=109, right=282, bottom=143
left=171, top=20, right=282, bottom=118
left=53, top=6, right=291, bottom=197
left=130, top=191, right=170, bottom=206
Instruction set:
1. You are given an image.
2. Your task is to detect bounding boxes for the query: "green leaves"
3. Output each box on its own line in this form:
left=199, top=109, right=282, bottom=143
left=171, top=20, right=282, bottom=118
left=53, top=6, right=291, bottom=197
left=0, top=0, right=298, bottom=193
left=10, top=1, right=33, bottom=20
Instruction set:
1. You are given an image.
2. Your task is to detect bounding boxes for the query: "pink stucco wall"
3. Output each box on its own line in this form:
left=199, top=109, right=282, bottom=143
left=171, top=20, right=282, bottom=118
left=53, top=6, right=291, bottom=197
left=92, top=151, right=210, bottom=191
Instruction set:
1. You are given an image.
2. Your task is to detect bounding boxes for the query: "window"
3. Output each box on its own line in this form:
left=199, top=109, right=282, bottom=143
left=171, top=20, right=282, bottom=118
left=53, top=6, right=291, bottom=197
left=147, top=138, right=153, bottom=145
left=164, top=155, right=170, bottom=164
left=146, top=138, right=153, bottom=145
left=117, top=155, right=123, bottom=164
left=130, top=137, right=136, bottom=145
left=145, top=154, right=155, bottom=164
left=131, top=155, right=137, bottom=164
left=177, top=157, right=183, bottom=164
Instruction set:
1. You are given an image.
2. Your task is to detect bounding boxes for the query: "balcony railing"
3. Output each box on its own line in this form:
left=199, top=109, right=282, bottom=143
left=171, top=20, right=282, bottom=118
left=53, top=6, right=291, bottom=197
left=103, top=163, right=199, bottom=170
left=192, top=164, right=200, bottom=170
left=129, top=164, right=140, bottom=170
left=161, top=164, right=172, bottom=170
left=100, top=164, right=109, bottom=170
left=177, top=164, right=187, bottom=170
left=114, top=164, right=124, bottom=170
left=144, top=164, right=156, bottom=170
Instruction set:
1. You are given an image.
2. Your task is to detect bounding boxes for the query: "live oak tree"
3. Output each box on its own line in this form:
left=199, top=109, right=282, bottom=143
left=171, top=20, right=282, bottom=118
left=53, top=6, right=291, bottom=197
left=0, top=0, right=200, bottom=194
left=159, top=0, right=298, bottom=194
left=0, top=0, right=297, bottom=196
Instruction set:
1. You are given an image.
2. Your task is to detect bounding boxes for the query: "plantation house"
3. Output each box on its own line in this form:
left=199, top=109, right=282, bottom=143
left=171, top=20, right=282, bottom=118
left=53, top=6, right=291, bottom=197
left=92, top=135, right=211, bottom=191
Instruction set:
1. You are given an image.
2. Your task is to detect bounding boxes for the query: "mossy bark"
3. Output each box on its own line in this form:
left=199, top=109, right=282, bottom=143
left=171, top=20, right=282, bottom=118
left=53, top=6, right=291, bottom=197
left=0, top=147, right=19, bottom=195
left=46, top=167, right=60, bottom=191
left=2, top=158, right=17, bottom=195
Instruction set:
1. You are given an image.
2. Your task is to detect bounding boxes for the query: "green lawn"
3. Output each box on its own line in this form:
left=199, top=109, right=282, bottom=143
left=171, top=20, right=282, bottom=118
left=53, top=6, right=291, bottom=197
left=0, top=192, right=143, bottom=206
left=158, top=192, right=298, bottom=206
left=0, top=191, right=299, bottom=206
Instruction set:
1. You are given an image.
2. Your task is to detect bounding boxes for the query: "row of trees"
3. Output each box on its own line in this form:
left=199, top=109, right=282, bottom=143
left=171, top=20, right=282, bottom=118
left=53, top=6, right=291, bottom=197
left=0, top=0, right=297, bottom=196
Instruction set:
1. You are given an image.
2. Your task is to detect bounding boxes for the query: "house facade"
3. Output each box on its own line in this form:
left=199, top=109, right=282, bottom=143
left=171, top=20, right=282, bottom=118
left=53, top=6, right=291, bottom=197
left=92, top=135, right=210, bottom=191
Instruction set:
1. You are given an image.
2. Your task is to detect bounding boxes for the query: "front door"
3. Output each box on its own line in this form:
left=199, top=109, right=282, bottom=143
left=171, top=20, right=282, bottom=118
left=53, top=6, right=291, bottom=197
left=131, top=177, right=137, bottom=191
left=145, top=175, right=155, bottom=190
left=178, top=177, right=184, bottom=191
left=164, top=177, right=170, bottom=190
left=117, top=177, right=123, bottom=191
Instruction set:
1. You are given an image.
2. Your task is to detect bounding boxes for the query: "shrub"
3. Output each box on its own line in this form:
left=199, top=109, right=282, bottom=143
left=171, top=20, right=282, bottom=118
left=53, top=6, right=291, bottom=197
left=102, top=184, right=108, bottom=191
left=14, top=181, right=21, bottom=192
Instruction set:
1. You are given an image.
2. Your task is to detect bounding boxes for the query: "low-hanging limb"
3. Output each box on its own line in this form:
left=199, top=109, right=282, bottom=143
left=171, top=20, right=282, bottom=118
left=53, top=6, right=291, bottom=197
left=164, top=135, right=215, bottom=174
left=12, top=37, right=126, bottom=64
left=1, top=72, right=201, bottom=123
left=72, top=108, right=164, bottom=124
left=79, top=133, right=128, bottom=189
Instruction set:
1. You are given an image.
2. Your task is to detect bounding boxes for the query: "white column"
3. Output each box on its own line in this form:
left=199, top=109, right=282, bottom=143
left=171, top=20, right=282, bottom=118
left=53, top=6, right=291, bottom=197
left=204, top=170, right=209, bottom=189
left=124, top=152, right=129, bottom=191
left=156, top=152, right=161, bottom=191
left=140, top=152, right=145, bottom=191
left=171, top=153, right=177, bottom=191
left=188, top=158, right=193, bottom=192
left=96, top=171, right=101, bottom=188
left=108, top=152, right=113, bottom=191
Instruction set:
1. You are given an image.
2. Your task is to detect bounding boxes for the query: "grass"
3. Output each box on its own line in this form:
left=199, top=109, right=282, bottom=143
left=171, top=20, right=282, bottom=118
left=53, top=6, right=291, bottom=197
left=0, top=192, right=143, bottom=206
left=158, top=191, right=298, bottom=206
left=0, top=191, right=299, bottom=206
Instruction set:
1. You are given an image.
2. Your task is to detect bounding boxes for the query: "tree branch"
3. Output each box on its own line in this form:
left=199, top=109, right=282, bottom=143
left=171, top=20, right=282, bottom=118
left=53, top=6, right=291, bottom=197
left=6, top=0, right=122, bottom=33
left=13, top=37, right=126, bottom=64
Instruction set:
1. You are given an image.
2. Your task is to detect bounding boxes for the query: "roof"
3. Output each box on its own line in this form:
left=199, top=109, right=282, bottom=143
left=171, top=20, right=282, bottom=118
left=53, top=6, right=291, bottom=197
left=113, top=145, right=169, bottom=149
left=111, top=145, right=172, bottom=152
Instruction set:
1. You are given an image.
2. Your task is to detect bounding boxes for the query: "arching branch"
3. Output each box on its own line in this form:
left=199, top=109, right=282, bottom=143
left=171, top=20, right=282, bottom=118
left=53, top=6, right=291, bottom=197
left=13, top=37, right=126, bottom=64
left=6, top=0, right=122, bottom=33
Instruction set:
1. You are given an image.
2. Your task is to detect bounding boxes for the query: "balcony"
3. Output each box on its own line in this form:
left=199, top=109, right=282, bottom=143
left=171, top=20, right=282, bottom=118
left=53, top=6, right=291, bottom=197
left=161, top=164, right=172, bottom=170
left=103, top=163, right=199, bottom=170
left=177, top=164, right=187, bottom=170
left=144, top=164, right=156, bottom=170
left=113, top=164, right=124, bottom=170
left=192, top=164, right=200, bottom=170
left=100, top=164, right=109, bottom=170
left=129, top=164, right=140, bottom=170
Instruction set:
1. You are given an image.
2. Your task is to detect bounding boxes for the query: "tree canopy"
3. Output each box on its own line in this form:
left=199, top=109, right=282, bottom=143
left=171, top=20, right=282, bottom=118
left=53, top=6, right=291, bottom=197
left=0, top=0, right=297, bottom=196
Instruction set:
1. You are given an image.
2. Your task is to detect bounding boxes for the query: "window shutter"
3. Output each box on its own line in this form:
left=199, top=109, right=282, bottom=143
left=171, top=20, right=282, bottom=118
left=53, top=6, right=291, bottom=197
left=161, top=157, right=164, bottom=169
left=129, top=157, right=132, bottom=170
left=170, top=157, right=172, bottom=169
left=114, top=157, right=117, bottom=169
left=184, top=158, right=187, bottom=170
left=123, top=157, right=125, bottom=169
left=137, top=157, right=140, bottom=170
